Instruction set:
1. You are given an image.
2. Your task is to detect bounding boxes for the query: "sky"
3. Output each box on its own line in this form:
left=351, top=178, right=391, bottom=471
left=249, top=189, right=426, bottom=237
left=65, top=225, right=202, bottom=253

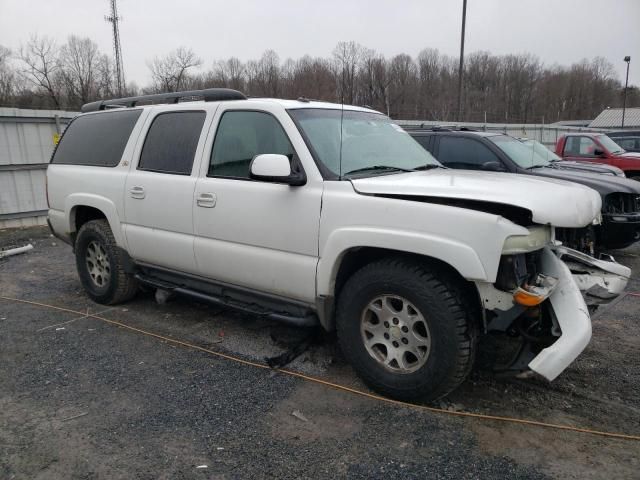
left=1, top=0, right=638, bottom=88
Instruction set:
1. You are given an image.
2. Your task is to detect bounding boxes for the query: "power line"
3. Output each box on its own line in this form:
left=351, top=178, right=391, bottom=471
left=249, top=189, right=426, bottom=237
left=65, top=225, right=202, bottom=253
left=105, top=0, right=125, bottom=96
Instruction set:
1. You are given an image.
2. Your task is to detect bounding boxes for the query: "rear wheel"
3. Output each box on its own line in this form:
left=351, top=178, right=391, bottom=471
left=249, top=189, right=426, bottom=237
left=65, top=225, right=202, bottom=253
left=336, top=257, right=477, bottom=401
left=75, top=219, right=137, bottom=305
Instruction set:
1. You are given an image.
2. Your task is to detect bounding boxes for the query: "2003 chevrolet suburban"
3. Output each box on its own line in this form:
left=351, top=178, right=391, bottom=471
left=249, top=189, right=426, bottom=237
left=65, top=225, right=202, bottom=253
left=46, top=89, right=630, bottom=400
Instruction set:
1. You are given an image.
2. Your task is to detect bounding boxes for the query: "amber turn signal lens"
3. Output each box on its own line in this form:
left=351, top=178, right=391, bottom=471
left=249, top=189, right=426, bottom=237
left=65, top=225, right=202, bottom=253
left=513, top=288, right=546, bottom=307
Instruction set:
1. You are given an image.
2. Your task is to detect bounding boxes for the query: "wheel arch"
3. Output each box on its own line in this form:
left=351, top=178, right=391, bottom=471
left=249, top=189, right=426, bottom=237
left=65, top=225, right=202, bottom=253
left=66, top=194, right=125, bottom=248
left=316, top=243, right=484, bottom=331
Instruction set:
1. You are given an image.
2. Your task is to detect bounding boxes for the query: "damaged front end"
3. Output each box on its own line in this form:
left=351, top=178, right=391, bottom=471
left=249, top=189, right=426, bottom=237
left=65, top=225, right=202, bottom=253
left=478, top=227, right=630, bottom=380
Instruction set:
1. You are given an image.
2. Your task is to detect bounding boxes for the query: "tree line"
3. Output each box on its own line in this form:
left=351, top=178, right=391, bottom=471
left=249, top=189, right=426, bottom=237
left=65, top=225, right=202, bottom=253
left=1, top=36, right=637, bottom=123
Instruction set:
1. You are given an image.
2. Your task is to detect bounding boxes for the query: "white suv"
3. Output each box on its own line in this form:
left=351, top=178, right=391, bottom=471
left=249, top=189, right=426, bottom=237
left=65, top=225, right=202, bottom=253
left=46, top=89, right=630, bottom=400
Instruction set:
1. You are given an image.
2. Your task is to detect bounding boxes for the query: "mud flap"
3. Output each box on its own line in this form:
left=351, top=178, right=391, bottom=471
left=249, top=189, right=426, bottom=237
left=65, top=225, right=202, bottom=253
left=528, top=247, right=592, bottom=381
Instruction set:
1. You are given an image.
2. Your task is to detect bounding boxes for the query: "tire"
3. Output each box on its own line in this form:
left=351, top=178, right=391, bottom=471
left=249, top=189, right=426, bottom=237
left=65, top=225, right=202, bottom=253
left=75, top=219, right=138, bottom=305
left=336, top=257, right=477, bottom=401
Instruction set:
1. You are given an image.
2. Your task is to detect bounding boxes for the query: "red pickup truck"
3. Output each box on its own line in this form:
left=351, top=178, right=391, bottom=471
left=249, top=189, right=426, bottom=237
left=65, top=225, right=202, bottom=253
left=556, top=133, right=640, bottom=180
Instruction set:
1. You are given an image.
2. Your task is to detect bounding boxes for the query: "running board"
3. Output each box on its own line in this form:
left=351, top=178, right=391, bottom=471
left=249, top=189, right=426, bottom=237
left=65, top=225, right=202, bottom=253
left=134, top=273, right=319, bottom=328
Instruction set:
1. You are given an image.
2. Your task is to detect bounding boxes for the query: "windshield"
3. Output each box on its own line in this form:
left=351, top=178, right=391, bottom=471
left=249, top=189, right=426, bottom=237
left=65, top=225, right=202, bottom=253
left=489, top=135, right=551, bottom=168
left=521, top=139, right=562, bottom=162
left=288, top=108, right=440, bottom=177
left=596, top=134, right=626, bottom=154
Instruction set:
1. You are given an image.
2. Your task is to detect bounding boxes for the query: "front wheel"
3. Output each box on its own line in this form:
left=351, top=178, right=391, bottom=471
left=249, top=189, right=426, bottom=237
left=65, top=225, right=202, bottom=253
left=336, top=258, right=477, bottom=401
left=75, top=219, right=138, bottom=305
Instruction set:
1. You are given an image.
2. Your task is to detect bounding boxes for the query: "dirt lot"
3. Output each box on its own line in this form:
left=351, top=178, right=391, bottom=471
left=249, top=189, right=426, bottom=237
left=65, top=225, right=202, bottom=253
left=1, top=226, right=639, bottom=479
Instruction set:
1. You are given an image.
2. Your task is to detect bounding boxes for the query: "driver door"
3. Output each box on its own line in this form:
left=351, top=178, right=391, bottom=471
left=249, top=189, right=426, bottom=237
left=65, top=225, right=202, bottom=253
left=193, top=107, right=322, bottom=303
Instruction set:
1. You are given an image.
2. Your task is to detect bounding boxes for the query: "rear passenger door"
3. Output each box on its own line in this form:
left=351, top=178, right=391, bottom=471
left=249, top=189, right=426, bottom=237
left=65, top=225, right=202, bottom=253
left=123, top=109, right=209, bottom=274
left=192, top=107, right=322, bottom=303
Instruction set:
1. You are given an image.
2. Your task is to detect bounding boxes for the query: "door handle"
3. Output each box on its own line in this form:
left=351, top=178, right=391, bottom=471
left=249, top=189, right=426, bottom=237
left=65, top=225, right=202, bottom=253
left=197, top=192, right=217, bottom=208
left=130, top=186, right=145, bottom=199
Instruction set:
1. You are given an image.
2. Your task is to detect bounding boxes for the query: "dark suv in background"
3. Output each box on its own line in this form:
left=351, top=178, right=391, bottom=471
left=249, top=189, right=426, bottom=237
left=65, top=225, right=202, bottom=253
left=409, top=128, right=640, bottom=253
left=607, top=130, right=640, bottom=153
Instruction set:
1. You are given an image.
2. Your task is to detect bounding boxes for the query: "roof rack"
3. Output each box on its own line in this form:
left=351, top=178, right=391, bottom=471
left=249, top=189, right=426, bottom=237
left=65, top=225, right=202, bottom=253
left=81, top=88, right=247, bottom=113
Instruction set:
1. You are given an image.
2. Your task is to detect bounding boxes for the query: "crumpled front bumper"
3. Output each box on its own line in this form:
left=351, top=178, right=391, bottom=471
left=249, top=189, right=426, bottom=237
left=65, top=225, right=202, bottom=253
left=528, top=247, right=592, bottom=381
left=554, top=246, right=631, bottom=306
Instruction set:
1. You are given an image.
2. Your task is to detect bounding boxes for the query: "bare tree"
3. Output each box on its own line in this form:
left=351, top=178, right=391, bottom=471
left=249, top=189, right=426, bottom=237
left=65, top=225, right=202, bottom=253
left=0, top=45, right=19, bottom=104
left=18, top=35, right=62, bottom=108
left=6, top=34, right=638, bottom=121
left=60, top=35, right=101, bottom=106
left=148, top=47, right=202, bottom=92
left=333, top=41, right=362, bottom=104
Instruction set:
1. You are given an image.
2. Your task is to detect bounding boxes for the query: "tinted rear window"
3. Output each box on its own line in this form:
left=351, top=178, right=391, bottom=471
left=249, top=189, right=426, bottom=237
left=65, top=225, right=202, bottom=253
left=138, top=111, right=206, bottom=175
left=51, top=110, right=142, bottom=167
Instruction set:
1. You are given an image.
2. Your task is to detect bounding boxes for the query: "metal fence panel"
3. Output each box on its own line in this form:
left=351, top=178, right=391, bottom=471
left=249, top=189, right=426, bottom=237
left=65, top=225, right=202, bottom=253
left=0, top=108, right=77, bottom=229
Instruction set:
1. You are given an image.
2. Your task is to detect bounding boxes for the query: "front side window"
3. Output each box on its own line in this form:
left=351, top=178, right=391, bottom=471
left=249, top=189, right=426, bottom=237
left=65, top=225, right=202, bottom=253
left=564, top=136, right=600, bottom=157
left=209, top=111, right=294, bottom=178
left=288, top=109, right=440, bottom=177
left=438, top=136, right=501, bottom=170
left=139, top=111, right=206, bottom=175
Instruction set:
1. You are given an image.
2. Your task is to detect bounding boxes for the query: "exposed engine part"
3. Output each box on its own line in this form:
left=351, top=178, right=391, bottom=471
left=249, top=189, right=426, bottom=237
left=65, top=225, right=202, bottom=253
left=555, top=225, right=596, bottom=256
left=491, top=303, right=558, bottom=376
left=495, top=251, right=541, bottom=292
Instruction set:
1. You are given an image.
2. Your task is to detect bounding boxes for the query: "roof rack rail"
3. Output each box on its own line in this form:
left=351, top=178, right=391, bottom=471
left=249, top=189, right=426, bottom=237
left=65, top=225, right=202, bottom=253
left=81, top=88, right=247, bottom=113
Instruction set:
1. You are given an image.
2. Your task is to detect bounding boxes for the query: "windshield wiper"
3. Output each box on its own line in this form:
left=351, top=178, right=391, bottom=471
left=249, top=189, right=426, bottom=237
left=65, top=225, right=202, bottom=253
left=344, top=165, right=415, bottom=175
left=414, top=164, right=447, bottom=171
left=526, top=164, right=551, bottom=170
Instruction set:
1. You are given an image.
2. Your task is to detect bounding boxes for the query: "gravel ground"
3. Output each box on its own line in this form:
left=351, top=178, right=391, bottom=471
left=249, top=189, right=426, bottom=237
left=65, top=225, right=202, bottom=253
left=1, top=226, right=639, bottom=479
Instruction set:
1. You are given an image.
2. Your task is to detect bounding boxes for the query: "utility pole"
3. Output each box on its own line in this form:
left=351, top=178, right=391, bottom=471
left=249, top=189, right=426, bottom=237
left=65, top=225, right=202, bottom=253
left=105, top=0, right=125, bottom=96
left=456, top=0, right=467, bottom=122
left=622, top=56, right=631, bottom=128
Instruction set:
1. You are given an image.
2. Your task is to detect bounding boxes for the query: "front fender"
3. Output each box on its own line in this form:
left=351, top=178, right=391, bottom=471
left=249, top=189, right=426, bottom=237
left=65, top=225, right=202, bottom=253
left=316, top=226, right=489, bottom=297
left=65, top=193, right=126, bottom=248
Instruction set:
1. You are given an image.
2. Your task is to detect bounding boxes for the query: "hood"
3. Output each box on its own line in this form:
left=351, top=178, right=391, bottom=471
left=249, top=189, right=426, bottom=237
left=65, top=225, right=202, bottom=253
left=529, top=167, right=640, bottom=196
left=554, top=160, right=624, bottom=177
left=619, top=152, right=640, bottom=160
left=350, top=170, right=601, bottom=228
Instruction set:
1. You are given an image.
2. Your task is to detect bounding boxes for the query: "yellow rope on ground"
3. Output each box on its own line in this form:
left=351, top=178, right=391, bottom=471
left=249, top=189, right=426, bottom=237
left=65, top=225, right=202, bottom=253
left=2, top=295, right=639, bottom=442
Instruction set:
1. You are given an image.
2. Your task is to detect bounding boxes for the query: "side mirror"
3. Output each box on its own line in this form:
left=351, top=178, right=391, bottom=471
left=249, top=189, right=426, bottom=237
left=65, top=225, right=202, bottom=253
left=482, top=161, right=506, bottom=172
left=249, top=154, right=305, bottom=186
left=593, top=149, right=605, bottom=157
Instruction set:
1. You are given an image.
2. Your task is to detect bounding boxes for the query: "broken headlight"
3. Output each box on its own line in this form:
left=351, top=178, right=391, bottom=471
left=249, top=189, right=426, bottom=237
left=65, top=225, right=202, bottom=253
left=502, top=226, right=551, bottom=254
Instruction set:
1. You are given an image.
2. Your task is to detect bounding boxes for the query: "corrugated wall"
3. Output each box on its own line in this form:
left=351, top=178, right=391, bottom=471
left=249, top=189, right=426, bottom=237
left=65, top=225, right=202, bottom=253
left=0, top=108, right=78, bottom=228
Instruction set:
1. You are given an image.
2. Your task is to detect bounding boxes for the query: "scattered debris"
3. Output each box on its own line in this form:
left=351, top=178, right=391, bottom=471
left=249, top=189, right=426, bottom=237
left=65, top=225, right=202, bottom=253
left=265, top=327, right=324, bottom=369
left=216, top=447, right=224, bottom=451
left=155, top=289, right=173, bottom=305
left=55, top=327, right=65, bottom=331
left=61, top=411, right=88, bottom=422
left=0, top=244, right=33, bottom=259
left=291, top=410, right=309, bottom=422
left=195, top=465, right=208, bottom=469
